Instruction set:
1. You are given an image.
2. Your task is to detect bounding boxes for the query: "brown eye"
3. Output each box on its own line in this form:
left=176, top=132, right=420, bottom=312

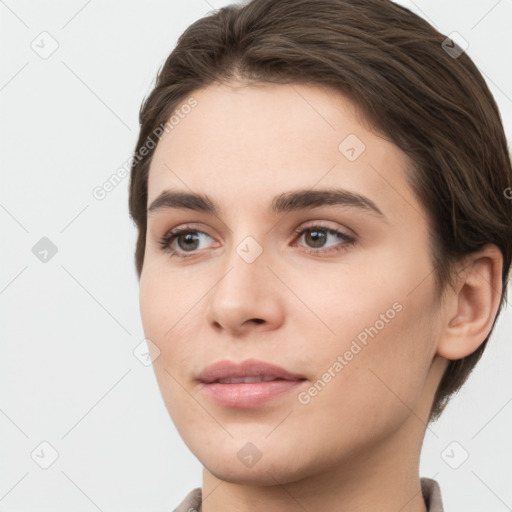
left=159, top=228, right=217, bottom=258
left=293, top=224, right=356, bottom=256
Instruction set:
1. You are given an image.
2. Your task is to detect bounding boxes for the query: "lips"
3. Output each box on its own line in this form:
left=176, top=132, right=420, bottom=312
left=197, top=358, right=307, bottom=408
left=197, top=358, right=306, bottom=384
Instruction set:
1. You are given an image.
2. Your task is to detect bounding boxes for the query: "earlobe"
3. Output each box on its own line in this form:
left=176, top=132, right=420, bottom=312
left=436, top=244, right=503, bottom=361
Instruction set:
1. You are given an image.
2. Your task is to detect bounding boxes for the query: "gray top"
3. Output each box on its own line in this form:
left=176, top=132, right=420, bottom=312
left=173, top=476, right=444, bottom=511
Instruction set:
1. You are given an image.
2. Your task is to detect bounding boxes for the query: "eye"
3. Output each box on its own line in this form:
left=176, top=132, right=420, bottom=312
left=158, top=226, right=218, bottom=259
left=293, top=223, right=355, bottom=255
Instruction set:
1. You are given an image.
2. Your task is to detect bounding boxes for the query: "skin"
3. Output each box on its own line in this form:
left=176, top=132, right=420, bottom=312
left=139, top=81, right=503, bottom=512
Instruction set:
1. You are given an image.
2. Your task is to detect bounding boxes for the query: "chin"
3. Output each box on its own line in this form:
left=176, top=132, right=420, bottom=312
left=197, top=440, right=320, bottom=487
left=204, top=459, right=307, bottom=487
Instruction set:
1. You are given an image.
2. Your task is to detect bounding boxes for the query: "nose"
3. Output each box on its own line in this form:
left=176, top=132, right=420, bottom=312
left=205, top=237, right=285, bottom=336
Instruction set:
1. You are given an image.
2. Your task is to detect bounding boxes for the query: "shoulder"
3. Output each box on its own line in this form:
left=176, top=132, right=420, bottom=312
left=173, top=487, right=202, bottom=512
left=421, top=477, right=445, bottom=512
left=173, top=482, right=444, bottom=512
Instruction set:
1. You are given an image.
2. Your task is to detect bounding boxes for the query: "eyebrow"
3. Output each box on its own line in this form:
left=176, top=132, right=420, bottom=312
left=147, top=188, right=385, bottom=219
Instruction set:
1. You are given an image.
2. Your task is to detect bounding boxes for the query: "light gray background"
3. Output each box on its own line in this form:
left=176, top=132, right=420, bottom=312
left=1, top=0, right=511, bottom=510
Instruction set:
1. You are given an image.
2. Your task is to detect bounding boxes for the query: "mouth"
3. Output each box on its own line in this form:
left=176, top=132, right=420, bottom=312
left=197, top=358, right=307, bottom=408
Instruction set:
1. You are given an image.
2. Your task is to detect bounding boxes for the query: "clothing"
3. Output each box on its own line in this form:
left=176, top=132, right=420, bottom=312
left=173, top=476, right=444, bottom=511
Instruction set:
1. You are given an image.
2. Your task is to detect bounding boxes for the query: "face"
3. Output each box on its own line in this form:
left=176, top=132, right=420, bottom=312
left=139, top=81, right=444, bottom=486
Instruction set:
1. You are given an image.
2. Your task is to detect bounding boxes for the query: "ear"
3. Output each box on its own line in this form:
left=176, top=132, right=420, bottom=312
left=436, top=244, right=504, bottom=360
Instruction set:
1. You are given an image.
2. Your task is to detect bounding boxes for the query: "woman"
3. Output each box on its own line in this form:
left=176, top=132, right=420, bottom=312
left=128, top=0, right=512, bottom=510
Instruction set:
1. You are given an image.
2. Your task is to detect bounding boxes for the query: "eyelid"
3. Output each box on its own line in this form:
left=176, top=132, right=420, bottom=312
left=292, top=219, right=353, bottom=234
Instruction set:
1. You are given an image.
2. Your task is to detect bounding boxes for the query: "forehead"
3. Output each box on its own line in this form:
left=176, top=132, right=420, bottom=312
left=146, top=82, right=422, bottom=225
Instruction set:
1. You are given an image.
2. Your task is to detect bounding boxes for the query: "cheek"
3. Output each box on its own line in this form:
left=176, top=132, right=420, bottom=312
left=138, top=264, right=216, bottom=372
left=293, top=252, right=436, bottom=416
left=291, top=298, right=435, bottom=462
left=139, top=271, right=203, bottom=425
left=139, top=265, right=200, bottom=343
left=139, top=270, right=195, bottom=383
left=139, top=272, right=169, bottom=346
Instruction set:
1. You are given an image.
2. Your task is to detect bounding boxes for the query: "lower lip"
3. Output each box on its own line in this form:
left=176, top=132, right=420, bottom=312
left=200, top=379, right=305, bottom=408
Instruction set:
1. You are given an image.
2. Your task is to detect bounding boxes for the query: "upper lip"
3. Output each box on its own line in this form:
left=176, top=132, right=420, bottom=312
left=197, top=358, right=306, bottom=383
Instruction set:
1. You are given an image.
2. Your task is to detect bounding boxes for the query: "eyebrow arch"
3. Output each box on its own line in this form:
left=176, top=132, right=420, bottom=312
left=147, top=188, right=385, bottom=219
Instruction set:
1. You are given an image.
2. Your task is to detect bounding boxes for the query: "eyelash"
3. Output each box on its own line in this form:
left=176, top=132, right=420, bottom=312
left=158, top=223, right=356, bottom=260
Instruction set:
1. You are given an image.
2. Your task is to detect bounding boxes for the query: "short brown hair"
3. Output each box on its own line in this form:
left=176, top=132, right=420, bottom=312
left=129, top=0, right=512, bottom=422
